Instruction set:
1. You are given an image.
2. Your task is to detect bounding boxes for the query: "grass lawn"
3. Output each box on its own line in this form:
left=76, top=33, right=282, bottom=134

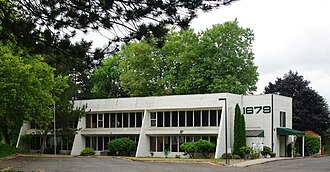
left=0, top=143, right=29, bottom=158
left=125, top=157, right=245, bottom=164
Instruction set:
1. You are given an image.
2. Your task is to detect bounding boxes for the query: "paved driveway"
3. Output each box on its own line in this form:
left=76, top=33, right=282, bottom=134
left=1, top=156, right=329, bottom=172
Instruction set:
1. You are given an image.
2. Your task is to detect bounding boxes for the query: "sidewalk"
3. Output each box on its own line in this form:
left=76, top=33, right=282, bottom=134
left=231, top=157, right=291, bottom=167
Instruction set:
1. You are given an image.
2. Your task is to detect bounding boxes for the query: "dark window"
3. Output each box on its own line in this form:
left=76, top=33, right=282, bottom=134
left=210, top=110, right=217, bottom=126
left=202, top=136, right=208, bottom=141
left=210, top=136, right=217, bottom=144
left=164, top=112, right=170, bottom=127
left=179, top=136, right=185, bottom=152
left=98, top=136, right=103, bottom=151
left=117, top=113, right=122, bottom=128
left=187, top=111, right=193, bottom=127
left=110, top=113, right=116, bottom=128
left=104, top=137, right=109, bottom=150
left=92, top=137, right=97, bottom=150
left=130, top=113, right=135, bottom=127
left=85, top=136, right=90, bottom=148
left=86, top=114, right=91, bottom=128
left=157, top=112, right=163, bottom=127
left=202, top=110, right=208, bottom=126
left=171, top=136, right=178, bottom=152
left=151, top=112, right=156, bottom=127
left=172, top=111, right=178, bottom=127
left=98, top=114, right=103, bottom=128
left=136, top=112, right=142, bottom=127
left=194, top=136, right=201, bottom=142
left=157, top=136, right=163, bottom=152
left=150, top=137, right=156, bottom=152
left=186, top=136, right=193, bottom=142
left=123, top=113, right=128, bottom=128
left=280, top=111, right=286, bottom=127
left=104, top=113, right=109, bottom=128
left=194, top=111, right=201, bottom=127
left=164, top=136, right=170, bottom=150
left=218, top=110, right=222, bottom=126
left=179, top=111, right=185, bottom=127
left=92, top=114, right=97, bottom=128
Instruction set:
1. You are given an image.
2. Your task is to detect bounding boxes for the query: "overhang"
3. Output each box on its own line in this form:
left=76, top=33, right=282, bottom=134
left=276, top=127, right=304, bottom=136
left=246, top=130, right=264, bottom=137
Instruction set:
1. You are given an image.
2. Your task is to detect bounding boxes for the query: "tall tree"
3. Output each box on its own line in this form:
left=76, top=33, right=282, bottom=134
left=117, top=20, right=258, bottom=97
left=233, top=104, right=246, bottom=155
left=0, top=42, right=68, bottom=145
left=264, top=70, right=330, bottom=134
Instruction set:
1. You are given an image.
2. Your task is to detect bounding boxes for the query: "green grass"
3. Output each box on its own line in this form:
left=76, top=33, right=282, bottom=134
left=0, top=143, right=29, bottom=158
left=126, top=157, right=228, bottom=162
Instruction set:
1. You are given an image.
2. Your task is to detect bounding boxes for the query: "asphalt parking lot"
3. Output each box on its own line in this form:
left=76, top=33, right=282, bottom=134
left=1, top=156, right=330, bottom=172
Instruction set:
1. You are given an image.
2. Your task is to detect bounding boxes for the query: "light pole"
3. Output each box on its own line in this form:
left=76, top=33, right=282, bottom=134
left=54, top=103, right=56, bottom=155
left=218, top=98, right=228, bottom=165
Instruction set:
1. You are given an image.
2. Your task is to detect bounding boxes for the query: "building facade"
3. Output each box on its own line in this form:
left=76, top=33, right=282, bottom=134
left=17, top=93, right=295, bottom=158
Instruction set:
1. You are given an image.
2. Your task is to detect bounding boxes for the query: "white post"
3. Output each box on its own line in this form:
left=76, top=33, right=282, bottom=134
left=54, top=103, right=57, bottom=155
left=302, top=136, right=304, bottom=157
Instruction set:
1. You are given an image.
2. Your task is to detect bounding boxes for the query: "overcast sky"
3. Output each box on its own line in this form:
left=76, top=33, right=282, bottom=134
left=191, top=0, right=330, bottom=103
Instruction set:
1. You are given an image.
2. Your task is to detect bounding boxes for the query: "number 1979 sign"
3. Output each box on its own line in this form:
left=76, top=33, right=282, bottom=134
left=243, top=106, right=271, bottom=114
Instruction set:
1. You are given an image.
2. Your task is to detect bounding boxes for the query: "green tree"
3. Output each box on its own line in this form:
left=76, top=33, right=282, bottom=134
left=194, top=140, right=216, bottom=158
left=118, top=21, right=258, bottom=96
left=264, top=70, right=330, bottom=134
left=233, top=104, right=246, bottom=155
left=180, top=142, right=197, bottom=158
left=0, top=42, right=68, bottom=145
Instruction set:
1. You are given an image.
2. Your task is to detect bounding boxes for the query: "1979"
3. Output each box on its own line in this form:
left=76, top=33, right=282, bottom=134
left=243, top=106, right=271, bottom=114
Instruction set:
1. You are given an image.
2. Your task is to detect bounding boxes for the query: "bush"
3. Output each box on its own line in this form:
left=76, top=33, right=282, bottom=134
left=108, top=138, right=137, bottom=156
left=261, top=146, right=272, bottom=157
left=194, top=140, right=215, bottom=158
left=164, top=148, right=170, bottom=158
left=296, top=133, right=321, bottom=156
left=250, top=151, right=260, bottom=159
left=0, top=144, right=29, bottom=158
left=80, top=147, right=95, bottom=156
left=221, top=153, right=232, bottom=159
left=239, top=146, right=251, bottom=159
left=180, top=142, right=196, bottom=158
left=175, top=154, right=181, bottom=158
left=232, top=154, right=241, bottom=159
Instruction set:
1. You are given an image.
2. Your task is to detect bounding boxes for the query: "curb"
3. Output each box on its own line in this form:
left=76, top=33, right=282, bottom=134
left=0, top=154, right=20, bottom=161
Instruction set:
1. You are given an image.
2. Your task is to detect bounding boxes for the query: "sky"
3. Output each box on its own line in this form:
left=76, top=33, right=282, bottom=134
left=79, top=0, right=330, bottom=103
left=191, top=0, right=330, bottom=103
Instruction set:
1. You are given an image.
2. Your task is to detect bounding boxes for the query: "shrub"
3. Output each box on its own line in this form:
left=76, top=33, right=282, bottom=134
left=0, top=144, right=29, bottom=158
left=175, top=154, right=181, bottom=158
left=261, top=146, right=272, bottom=157
left=164, top=148, right=170, bottom=158
left=295, top=133, right=321, bottom=156
left=108, top=138, right=137, bottom=156
left=250, top=151, right=260, bottom=159
left=194, top=140, right=215, bottom=158
left=232, top=154, right=241, bottom=159
left=270, top=152, right=276, bottom=157
left=80, top=147, right=95, bottom=156
left=239, top=146, right=251, bottom=159
left=221, top=153, right=232, bottom=159
left=180, top=142, right=196, bottom=158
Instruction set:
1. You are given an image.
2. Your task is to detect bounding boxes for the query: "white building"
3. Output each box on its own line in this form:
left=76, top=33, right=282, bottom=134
left=17, top=93, right=303, bottom=158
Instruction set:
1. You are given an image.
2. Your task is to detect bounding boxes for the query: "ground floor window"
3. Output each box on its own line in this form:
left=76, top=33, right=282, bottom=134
left=29, top=135, right=73, bottom=152
left=85, top=135, right=139, bottom=151
left=149, top=135, right=217, bottom=152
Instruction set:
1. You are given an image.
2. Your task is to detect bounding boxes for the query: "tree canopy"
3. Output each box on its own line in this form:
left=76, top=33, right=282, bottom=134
left=109, top=20, right=257, bottom=97
left=0, top=42, right=68, bottom=145
left=264, top=70, right=330, bottom=134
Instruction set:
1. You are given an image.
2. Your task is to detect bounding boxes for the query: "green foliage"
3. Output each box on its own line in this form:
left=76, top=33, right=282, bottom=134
left=0, top=42, right=68, bottom=145
left=80, top=147, right=95, bottom=156
left=0, top=143, right=29, bottom=158
left=231, top=154, right=241, bottom=159
left=261, top=146, right=272, bottom=157
left=239, top=146, right=252, bottom=159
left=250, top=151, right=260, bottom=159
left=221, top=153, right=232, bottom=159
left=117, top=21, right=258, bottom=97
left=296, top=133, right=321, bottom=156
left=107, top=138, right=137, bottom=156
left=265, top=70, right=330, bottom=134
left=163, top=148, right=170, bottom=158
left=233, top=104, right=246, bottom=155
left=194, top=140, right=216, bottom=158
left=180, top=142, right=197, bottom=158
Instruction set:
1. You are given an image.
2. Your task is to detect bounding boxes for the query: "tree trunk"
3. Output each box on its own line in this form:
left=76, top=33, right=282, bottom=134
left=40, top=132, right=48, bottom=154
left=2, top=125, right=11, bottom=145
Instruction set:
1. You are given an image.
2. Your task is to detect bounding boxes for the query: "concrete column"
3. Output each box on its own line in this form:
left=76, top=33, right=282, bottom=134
left=302, top=136, right=305, bottom=157
left=136, top=109, right=150, bottom=157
